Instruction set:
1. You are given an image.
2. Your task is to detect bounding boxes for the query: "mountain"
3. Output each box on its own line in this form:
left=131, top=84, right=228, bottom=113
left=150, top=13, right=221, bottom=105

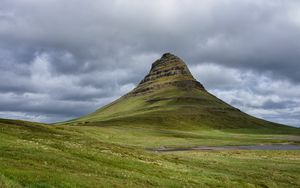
left=64, top=53, right=290, bottom=130
left=1, top=53, right=300, bottom=188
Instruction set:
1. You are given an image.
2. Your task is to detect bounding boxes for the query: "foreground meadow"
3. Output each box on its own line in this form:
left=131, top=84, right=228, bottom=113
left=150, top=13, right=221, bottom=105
left=1, top=119, right=299, bottom=187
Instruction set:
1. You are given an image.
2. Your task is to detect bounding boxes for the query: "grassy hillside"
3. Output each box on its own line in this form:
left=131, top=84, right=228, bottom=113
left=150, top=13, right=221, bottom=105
left=65, top=87, right=294, bottom=133
left=1, top=118, right=300, bottom=187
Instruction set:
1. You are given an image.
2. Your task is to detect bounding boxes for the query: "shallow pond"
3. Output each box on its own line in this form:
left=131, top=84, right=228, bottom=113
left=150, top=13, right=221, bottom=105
left=151, top=144, right=300, bottom=152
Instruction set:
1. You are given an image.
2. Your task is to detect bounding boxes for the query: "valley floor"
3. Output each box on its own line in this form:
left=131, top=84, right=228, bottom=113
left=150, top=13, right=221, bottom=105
left=0, top=119, right=300, bottom=187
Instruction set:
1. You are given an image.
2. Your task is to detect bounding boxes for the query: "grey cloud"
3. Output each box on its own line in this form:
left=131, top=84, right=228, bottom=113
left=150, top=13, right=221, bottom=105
left=0, top=0, right=300, bottom=126
left=261, top=100, right=298, bottom=109
left=198, top=64, right=300, bottom=127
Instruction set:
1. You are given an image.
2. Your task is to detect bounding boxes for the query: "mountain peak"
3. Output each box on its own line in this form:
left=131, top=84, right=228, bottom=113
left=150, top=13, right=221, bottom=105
left=161, top=52, right=178, bottom=59
left=127, top=53, right=205, bottom=96
left=151, top=52, right=182, bottom=70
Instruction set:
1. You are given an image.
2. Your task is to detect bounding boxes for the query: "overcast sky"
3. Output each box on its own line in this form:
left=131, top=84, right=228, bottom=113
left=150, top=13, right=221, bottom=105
left=1, top=0, right=300, bottom=127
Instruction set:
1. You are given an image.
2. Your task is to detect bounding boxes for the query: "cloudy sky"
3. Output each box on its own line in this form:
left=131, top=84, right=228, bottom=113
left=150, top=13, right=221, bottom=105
left=1, top=0, right=300, bottom=127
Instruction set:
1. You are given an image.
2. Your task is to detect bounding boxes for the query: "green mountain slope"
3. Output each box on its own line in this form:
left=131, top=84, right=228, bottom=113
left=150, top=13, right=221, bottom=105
left=65, top=53, right=291, bottom=131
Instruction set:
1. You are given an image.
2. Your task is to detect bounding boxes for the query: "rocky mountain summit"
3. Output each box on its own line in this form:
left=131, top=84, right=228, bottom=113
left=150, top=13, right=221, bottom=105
left=128, top=53, right=205, bottom=96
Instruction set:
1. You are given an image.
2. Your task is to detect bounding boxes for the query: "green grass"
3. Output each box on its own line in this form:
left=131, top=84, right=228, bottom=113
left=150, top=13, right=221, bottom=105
left=1, top=118, right=300, bottom=187
left=1, top=80, right=300, bottom=187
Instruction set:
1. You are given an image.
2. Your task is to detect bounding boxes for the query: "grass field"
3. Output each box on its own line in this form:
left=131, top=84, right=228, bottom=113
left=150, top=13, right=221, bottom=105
left=1, top=118, right=300, bottom=187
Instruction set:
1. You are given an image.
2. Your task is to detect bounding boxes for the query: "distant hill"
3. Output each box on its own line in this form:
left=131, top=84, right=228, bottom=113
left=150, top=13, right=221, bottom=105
left=63, top=53, right=293, bottom=131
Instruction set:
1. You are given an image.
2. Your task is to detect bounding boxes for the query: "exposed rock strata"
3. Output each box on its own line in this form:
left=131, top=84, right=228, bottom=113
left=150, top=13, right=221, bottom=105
left=127, top=53, right=205, bottom=96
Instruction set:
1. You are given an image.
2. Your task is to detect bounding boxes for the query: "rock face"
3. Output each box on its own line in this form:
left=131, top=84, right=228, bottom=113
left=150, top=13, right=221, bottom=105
left=127, top=53, right=205, bottom=96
